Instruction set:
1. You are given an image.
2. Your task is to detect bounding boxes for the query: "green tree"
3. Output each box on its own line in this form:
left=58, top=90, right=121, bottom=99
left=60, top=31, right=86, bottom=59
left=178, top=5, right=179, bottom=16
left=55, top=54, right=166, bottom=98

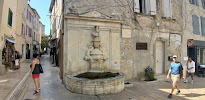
left=41, top=35, right=49, bottom=51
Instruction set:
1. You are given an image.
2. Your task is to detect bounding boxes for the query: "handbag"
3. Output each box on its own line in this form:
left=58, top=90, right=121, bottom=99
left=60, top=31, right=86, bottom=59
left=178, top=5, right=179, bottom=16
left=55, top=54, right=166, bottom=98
left=39, top=64, right=44, bottom=73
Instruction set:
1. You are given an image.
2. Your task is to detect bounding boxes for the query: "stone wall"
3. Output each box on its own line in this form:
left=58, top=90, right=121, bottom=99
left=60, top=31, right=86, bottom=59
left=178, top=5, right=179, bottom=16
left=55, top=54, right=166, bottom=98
left=63, top=16, right=121, bottom=76
left=64, top=0, right=184, bottom=81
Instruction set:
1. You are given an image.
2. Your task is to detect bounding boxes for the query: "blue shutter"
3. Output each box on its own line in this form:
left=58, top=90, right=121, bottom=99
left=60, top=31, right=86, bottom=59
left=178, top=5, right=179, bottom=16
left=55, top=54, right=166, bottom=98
left=196, top=0, right=199, bottom=6
left=202, top=0, right=205, bottom=8
left=201, top=16, right=205, bottom=36
left=192, top=15, right=200, bottom=35
left=189, top=0, right=194, bottom=4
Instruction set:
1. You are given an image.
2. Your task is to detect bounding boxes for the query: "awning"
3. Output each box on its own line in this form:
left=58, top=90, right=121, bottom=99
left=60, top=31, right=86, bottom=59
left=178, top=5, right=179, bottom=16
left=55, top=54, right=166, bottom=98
left=6, top=38, right=16, bottom=44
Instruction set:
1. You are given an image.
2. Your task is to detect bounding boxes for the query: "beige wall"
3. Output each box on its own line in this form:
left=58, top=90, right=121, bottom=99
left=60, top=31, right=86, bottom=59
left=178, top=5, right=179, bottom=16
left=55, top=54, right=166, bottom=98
left=15, top=0, right=28, bottom=61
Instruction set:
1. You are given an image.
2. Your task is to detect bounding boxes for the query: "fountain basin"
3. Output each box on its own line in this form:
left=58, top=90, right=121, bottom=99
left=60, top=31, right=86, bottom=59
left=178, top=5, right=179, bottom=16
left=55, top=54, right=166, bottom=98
left=65, top=72, right=125, bottom=95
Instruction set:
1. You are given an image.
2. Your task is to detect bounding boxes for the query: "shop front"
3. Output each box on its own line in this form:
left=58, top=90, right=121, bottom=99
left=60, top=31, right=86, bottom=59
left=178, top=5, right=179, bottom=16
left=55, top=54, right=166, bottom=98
left=187, top=39, right=205, bottom=76
left=2, top=38, right=16, bottom=69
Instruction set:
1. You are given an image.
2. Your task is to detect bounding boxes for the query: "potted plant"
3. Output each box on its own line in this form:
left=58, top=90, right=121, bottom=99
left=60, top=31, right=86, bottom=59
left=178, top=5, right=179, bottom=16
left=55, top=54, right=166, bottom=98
left=144, top=66, right=156, bottom=81
left=3, top=61, right=11, bottom=70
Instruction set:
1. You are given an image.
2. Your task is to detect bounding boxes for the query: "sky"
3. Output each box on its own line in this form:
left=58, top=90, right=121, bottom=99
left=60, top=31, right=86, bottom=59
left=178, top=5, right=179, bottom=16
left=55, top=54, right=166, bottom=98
left=29, top=0, right=51, bottom=35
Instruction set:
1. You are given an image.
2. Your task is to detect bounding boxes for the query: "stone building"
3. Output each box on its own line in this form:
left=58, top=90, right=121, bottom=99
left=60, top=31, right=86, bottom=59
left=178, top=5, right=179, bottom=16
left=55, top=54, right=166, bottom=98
left=49, top=0, right=64, bottom=68
left=31, top=8, right=41, bottom=54
left=51, top=0, right=205, bottom=81
left=181, top=0, right=205, bottom=75
left=60, top=0, right=184, bottom=81
left=0, top=0, right=43, bottom=75
left=0, top=0, right=18, bottom=75
left=15, top=0, right=30, bottom=62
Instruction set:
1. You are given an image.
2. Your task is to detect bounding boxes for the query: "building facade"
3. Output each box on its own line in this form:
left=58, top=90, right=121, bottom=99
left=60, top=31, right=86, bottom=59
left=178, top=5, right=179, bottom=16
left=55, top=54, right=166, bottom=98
left=182, top=0, right=205, bottom=75
left=49, top=0, right=64, bottom=68
left=0, top=0, right=43, bottom=75
left=50, top=0, right=205, bottom=81
left=0, top=0, right=18, bottom=75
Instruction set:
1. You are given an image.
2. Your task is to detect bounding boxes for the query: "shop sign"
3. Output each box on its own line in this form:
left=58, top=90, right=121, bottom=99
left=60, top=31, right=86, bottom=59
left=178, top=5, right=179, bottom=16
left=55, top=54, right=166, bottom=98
left=187, top=39, right=194, bottom=47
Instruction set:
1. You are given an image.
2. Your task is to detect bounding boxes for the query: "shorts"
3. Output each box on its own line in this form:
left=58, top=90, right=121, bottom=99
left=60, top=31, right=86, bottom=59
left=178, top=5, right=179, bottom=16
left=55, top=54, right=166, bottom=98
left=32, top=74, right=40, bottom=79
left=15, top=59, right=19, bottom=66
left=186, top=71, right=194, bottom=78
left=171, top=74, right=180, bottom=84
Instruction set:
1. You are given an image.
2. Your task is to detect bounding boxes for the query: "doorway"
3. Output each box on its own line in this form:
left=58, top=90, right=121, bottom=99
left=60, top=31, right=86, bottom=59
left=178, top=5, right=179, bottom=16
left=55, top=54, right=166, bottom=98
left=155, top=41, right=165, bottom=74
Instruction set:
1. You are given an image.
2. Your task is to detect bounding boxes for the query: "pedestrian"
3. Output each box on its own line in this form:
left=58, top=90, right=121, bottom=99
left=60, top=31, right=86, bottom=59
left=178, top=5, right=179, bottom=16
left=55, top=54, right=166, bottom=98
left=30, top=53, right=41, bottom=95
left=184, top=57, right=195, bottom=83
left=15, top=51, right=20, bottom=69
left=17, top=51, right=21, bottom=68
left=167, top=55, right=184, bottom=98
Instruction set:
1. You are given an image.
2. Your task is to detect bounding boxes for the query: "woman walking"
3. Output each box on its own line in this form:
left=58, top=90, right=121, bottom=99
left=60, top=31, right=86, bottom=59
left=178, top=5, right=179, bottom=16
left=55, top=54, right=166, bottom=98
left=30, top=54, right=41, bottom=95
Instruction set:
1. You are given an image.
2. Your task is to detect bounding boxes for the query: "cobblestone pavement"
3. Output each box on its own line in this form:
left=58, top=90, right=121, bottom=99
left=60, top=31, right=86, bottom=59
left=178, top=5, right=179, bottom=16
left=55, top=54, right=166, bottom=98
left=5, top=55, right=205, bottom=100
left=0, top=59, right=31, bottom=100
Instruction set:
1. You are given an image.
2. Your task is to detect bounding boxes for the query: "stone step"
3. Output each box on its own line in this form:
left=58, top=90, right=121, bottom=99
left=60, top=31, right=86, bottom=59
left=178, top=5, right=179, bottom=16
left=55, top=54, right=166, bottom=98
left=154, top=74, right=167, bottom=82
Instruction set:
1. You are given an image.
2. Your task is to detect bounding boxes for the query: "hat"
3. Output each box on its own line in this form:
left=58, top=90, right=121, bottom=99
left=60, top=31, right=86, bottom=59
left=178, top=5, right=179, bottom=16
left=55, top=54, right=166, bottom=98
left=173, top=55, right=177, bottom=58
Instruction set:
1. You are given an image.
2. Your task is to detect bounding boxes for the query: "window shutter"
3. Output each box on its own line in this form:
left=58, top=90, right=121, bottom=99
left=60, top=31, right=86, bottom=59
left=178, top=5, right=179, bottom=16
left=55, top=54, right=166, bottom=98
left=22, top=24, right=23, bottom=35
left=201, top=16, right=205, bottom=36
left=150, top=0, right=156, bottom=15
left=26, top=26, right=27, bottom=35
left=27, top=9, right=28, bottom=19
left=192, top=15, right=200, bottom=35
left=202, top=0, right=205, bottom=8
left=134, top=0, right=140, bottom=13
left=189, top=0, right=193, bottom=4
left=163, top=0, right=172, bottom=17
left=196, top=0, right=199, bottom=6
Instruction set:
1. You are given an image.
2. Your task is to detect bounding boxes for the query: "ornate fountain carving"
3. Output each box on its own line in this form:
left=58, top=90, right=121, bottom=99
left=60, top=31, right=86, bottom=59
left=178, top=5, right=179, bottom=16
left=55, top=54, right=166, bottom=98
left=84, top=26, right=107, bottom=70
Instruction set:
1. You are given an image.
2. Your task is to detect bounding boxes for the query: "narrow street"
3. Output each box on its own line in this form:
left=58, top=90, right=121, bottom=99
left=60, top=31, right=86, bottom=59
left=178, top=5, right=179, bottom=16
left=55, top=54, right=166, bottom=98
left=18, top=55, right=205, bottom=100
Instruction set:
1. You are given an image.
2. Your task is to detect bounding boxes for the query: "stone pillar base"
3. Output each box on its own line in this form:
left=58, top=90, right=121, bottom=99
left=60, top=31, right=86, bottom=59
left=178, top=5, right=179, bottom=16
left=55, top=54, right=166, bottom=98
left=0, top=64, right=6, bottom=76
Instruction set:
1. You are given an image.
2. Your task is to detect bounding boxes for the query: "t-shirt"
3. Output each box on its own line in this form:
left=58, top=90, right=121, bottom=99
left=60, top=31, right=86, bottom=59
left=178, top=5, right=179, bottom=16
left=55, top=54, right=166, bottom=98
left=187, top=61, right=195, bottom=73
left=170, top=62, right=183, bottom=75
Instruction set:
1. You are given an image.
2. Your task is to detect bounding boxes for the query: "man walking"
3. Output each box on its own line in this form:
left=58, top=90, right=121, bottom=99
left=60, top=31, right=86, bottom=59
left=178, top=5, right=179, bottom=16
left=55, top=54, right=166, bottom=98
left=184, top=57, right=195, bottom=83
left=167, top=55, right=184, bottom=98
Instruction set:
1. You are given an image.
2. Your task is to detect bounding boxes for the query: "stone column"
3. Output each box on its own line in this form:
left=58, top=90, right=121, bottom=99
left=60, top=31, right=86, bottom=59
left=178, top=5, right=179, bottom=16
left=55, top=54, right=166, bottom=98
left=0, top=48, right=6, bottom=75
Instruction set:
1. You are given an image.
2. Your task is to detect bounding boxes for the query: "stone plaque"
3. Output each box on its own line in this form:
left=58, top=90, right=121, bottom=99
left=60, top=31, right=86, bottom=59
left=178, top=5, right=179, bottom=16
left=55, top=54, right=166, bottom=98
left=136, top=43, right=147, bottom=50
left=122, top=29, right=131, bottom=38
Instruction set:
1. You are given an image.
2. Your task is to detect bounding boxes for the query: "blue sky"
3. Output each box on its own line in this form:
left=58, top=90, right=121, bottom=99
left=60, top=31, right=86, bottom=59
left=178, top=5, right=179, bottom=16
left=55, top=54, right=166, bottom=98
left=29, top=0, right=51, bottom=35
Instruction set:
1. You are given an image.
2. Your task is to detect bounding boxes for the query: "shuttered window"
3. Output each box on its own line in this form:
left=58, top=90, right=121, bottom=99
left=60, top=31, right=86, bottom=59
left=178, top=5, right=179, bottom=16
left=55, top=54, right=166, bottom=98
left=163, top=0, right=172, bottom=18
left=8, top=8, right=13, bottom=27
left=202, top=0, right=205, bottom=8
left=134, top=0, right=156, bottom=15
left=192, top=15, right=200, bottom=35
left=201, top=16, right=205, bottom=36
left=189, top=0, right=199, bottom=6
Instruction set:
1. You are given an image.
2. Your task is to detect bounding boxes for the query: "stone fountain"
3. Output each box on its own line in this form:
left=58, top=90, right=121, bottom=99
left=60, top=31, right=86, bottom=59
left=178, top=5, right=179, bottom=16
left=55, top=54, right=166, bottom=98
left=84, top=26, right=107, bottom=71
left=64, top=15, right=124, bottom=95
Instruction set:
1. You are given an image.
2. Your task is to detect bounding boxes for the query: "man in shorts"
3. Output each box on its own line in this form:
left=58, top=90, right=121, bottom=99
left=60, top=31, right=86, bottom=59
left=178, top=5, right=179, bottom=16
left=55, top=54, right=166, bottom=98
left=167, top=55, right=184, bottom=98
left=184, top=57, right=195, bottom=83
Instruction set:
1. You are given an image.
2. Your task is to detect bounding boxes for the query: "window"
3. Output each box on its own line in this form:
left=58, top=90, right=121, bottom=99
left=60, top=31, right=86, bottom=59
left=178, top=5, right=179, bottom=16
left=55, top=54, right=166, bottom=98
left=22, top=24, right=25, bottom=35
left=8, top=8, right=13, bottom=27
left=163, top=0, right=172, bottom=18
left=22, top=44, right=24, bottom=57
left=201, top=16, right=205, bottom=36
left=34, top=32, right=35, bottom=40
left=202, top=0, right=205, bottom=8
left=192, top=15, right=200, bottom=35
left=29, top=28, right=32, bottom=37
left=134, top=0, right=156, bottom=15
left=189, top=0, right=199, bottom=6
left=26, top=25, right=28, bottom=35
